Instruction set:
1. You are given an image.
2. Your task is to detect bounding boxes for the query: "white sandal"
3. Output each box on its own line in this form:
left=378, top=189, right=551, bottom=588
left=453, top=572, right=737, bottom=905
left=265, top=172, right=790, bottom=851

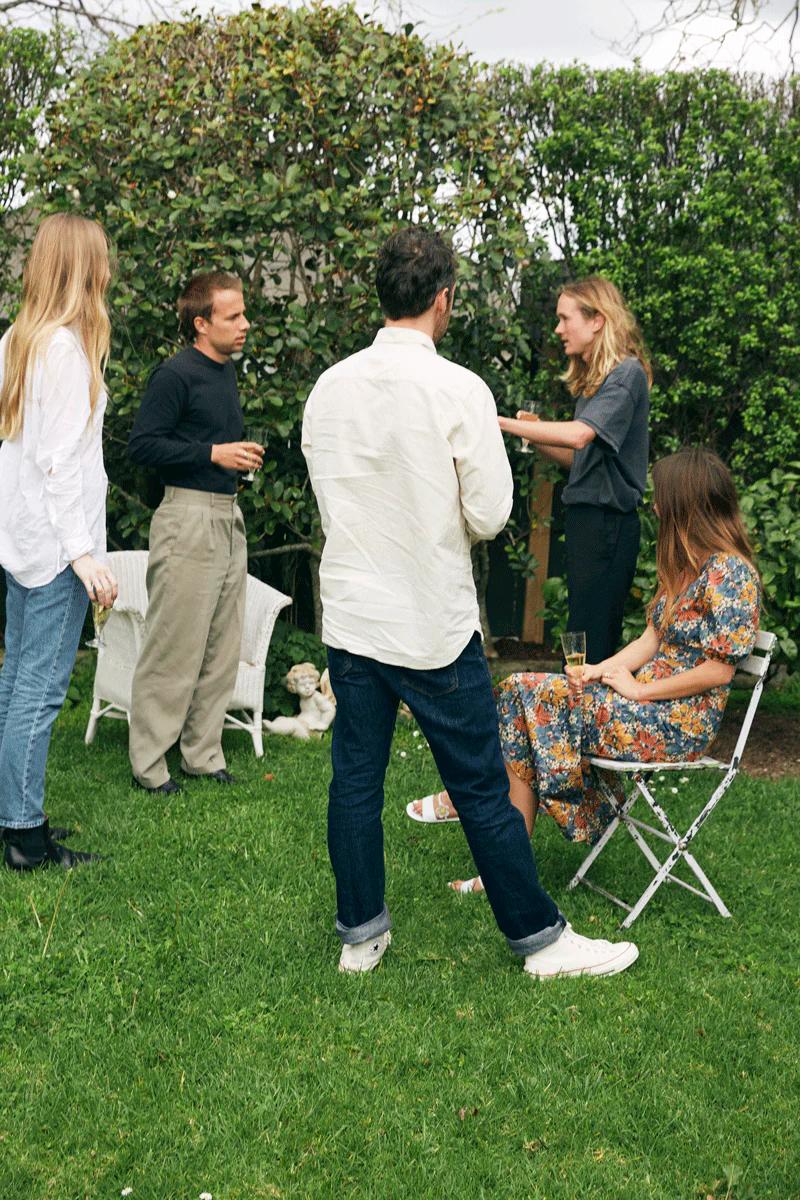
left=405, top=791, right=460, bottom=824
left=448, top=876, right=484, bottom=894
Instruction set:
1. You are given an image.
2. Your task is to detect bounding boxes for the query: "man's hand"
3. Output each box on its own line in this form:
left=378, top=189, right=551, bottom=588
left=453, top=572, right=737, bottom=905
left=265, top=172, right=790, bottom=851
left=211, top=441, right=265, bottom=473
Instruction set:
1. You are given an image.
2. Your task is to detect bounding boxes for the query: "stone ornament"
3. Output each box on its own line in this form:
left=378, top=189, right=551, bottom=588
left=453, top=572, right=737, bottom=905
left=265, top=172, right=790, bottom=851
left=262, top=662, right=336, bottom=740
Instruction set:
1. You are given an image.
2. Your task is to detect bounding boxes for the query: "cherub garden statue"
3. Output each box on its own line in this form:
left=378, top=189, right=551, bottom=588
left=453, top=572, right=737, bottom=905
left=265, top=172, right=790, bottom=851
left=262, top=662, right=336, bottom=740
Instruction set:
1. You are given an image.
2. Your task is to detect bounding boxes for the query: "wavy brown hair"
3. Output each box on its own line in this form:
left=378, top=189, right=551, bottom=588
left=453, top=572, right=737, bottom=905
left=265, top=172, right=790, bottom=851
left=0, top=213, right=111, bottom=441
left=648, top=448, right=758, bottom=629
left=560, top=275, right=652, bottom=398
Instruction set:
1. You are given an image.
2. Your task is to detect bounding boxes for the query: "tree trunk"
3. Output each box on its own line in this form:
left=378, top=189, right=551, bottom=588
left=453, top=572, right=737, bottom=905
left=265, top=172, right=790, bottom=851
left=472, top=541, right=496, bottom=658
left=309, top=540, right=324, bottom=638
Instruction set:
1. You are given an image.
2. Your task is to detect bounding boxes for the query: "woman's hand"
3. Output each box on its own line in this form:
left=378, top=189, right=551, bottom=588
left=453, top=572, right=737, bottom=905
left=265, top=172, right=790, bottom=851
left=71, top=554, right=119, bottom=607
left=600, top=664, right=644, bottom=702
left=566, top=661, right=601, bottom=696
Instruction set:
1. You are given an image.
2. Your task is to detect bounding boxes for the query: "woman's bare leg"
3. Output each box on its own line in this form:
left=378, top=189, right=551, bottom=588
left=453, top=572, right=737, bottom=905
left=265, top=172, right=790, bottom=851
left=449, top=762, right=539, bottom=893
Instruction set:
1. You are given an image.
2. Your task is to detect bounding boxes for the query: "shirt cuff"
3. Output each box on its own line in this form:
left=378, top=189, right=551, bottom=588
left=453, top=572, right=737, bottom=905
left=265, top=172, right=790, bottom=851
left=64, top=536, right=95, bottom=563
left=197, top=443, right=213, bottom=463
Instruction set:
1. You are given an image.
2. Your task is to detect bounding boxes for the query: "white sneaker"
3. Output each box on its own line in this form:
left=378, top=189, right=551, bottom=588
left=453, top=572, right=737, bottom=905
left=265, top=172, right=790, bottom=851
left=524, top=924, right=638, bottom=979
left=338, top=931, right=392, bottom=974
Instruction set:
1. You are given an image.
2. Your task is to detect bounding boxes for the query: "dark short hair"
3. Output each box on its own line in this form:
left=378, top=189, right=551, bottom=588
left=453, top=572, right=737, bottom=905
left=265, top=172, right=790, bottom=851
left=177, top=270, right=242, bottom=341
left=376, top=227, right=457, bottom=320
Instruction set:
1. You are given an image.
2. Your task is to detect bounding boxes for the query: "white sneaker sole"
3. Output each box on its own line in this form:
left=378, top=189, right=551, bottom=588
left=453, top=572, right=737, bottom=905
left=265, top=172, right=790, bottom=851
left=525, top=941, right=639, bottom=979
left=338, top=931, right=392, bottom=974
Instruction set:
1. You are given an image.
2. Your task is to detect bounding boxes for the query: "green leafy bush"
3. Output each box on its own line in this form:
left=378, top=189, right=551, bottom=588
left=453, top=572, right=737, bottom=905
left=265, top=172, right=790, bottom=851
left=263, top=620, right=327, bottom=718
left=0, top=26, right=66, bottom=321
left=4, top=10, right=797, bottom=663
left=740, top=465, right=800, bottom=661
left=31, top=3, right=541, bottom=612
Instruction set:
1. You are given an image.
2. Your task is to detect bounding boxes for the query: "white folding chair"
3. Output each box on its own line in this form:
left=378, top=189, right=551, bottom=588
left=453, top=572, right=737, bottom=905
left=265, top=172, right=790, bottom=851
left=566, top=630, right=776, bottom=927
left=85, top=550, right=292, bottom=757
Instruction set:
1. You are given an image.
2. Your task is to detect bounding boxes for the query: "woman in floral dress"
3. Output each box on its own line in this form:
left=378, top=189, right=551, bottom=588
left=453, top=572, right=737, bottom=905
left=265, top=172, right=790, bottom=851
left=408, top=447, right=761, bottom=893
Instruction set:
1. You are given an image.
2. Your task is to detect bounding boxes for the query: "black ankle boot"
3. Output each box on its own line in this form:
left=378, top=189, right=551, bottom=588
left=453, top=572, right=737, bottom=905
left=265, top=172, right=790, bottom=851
left=3, top=820, right=99, bottom=871
left=2, top=824, right=72, bottom=842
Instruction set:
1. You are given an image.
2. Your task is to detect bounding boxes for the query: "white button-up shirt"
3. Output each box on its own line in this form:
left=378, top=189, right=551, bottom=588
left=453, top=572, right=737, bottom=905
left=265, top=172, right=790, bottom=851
left=0, top=325, right=108, bottom=588
left=302, top=326, right=513, bottom=669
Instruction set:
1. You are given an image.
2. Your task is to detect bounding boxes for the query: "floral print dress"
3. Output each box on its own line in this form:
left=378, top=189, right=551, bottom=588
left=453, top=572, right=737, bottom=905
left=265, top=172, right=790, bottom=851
left=496, top=554, right=760, bottom=845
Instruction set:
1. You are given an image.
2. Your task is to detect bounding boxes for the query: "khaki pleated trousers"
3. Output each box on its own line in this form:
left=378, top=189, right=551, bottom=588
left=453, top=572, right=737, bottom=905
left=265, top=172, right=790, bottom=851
left=129, top=486, right=247, bottom=788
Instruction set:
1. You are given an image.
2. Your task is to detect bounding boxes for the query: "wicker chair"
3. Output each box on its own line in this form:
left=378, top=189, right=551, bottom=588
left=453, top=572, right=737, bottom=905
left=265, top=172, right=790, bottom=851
left=84, top=550, right=291, bottom=757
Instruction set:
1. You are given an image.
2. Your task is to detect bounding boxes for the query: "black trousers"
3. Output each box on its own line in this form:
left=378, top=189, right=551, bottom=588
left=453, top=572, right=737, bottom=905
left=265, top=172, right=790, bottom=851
left=564, top=503, right=641, bottom=665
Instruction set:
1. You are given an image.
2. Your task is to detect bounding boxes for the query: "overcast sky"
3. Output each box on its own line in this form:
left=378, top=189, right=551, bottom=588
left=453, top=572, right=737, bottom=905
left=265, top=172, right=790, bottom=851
left=186, top=0, right=794, bottom=75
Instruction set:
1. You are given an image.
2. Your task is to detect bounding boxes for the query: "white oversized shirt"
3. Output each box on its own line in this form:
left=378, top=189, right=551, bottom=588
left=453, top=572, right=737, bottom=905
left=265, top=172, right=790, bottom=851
left=0, top=325, right=108, bottom=588
left=302, top=327, right=513, bottom=669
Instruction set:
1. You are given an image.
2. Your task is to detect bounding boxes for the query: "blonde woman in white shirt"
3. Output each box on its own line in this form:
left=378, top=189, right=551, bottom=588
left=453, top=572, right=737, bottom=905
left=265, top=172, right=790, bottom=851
left=0, top=213, right=117, bottom=870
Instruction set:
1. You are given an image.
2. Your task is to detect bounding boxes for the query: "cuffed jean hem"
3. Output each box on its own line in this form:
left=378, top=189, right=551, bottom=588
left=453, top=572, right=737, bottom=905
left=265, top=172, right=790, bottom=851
left=335, top=905, right=392, bottom=945
left=506, top=913, right=567, bottom=957
left=0, top=817, right=46, bottom=831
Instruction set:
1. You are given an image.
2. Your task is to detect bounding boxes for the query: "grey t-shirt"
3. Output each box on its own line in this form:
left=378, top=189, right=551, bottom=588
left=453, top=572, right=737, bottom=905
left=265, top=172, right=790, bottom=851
left=562, top=356, right=649, bottom=513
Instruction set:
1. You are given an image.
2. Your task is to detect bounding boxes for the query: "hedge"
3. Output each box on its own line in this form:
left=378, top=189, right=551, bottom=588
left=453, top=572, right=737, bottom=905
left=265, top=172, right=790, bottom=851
left=1, top=4, right=797, bottom=660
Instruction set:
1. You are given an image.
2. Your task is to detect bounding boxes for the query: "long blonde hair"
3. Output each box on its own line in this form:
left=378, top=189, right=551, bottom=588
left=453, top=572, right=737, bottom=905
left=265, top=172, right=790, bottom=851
left=648, top=448, right=758, bottom=630
left=0, top=213, right=111, bottom=440
left=560, top=275, right=652, bottom=399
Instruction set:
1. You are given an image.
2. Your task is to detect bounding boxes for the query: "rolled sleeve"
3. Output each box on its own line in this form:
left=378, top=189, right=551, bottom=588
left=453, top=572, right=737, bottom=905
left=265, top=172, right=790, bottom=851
left=451, top=381, right=513, bottom=540
left=33, top=339, right=95, bottom=561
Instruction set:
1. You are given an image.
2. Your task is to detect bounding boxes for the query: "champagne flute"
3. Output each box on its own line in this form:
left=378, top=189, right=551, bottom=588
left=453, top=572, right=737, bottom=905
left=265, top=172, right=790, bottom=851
left=517, top=400, right=540, bottom=454
left=243, top=425, right=266, bottom=482
left=560, top=630, right=586, bottom=682
left=86, top=599, right=113, bottom=649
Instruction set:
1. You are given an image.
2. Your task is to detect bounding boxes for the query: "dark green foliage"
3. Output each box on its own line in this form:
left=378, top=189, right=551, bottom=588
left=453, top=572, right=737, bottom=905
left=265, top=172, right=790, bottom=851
left=263, top=619, right=326, bottom=717
left=495, top=65, right=800, bottom=658
left=0, top=26, right=66, bottom=319
left=32, top=3, right=539, bottom=594
left=4, top=9, right=798, bottom=659
left=502, top=65, right=800, bottom=482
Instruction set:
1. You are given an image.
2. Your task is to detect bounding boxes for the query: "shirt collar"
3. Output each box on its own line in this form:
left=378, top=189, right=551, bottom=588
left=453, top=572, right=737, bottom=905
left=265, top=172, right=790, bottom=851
left=374, top=326, right=437, bottom=353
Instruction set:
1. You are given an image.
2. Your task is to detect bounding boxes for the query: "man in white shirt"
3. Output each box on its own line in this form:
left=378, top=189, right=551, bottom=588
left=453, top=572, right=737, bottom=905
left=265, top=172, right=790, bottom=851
left=302, top=227, right=639, bottom=978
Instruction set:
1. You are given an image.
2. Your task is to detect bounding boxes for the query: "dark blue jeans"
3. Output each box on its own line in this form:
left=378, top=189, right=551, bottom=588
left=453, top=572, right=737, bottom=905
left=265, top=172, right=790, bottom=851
left=327, top=633, right=564, bottom=956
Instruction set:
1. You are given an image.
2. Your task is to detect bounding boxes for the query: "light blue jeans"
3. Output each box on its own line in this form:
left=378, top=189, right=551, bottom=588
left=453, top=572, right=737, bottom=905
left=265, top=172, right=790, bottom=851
left=0, top=567, right=88, bottom=829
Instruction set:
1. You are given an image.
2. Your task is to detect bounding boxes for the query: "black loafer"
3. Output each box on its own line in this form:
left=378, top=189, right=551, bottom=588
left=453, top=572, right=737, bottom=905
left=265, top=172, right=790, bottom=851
left=182, top=768, right=237, bottom=785
left=132, top=777, right=182, bottom=795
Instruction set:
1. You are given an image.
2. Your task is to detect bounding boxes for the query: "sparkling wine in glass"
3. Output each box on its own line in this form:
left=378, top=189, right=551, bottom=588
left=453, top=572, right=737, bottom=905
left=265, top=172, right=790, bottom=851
left=561, top=630, right=586, bottom=681
left=86, top=600, right=113, bottom=650
left=243, top=425, right=267, bottom=482
left=518, top=400, right=540, bottom=454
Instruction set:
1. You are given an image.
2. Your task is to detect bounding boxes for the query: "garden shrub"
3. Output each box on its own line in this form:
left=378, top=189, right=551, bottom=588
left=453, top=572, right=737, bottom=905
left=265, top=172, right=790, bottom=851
left=263, top=620, right=327, bottom=718
left=4, top=7, right=797, bottom=662
left=32, top=2, right=541, bottom=619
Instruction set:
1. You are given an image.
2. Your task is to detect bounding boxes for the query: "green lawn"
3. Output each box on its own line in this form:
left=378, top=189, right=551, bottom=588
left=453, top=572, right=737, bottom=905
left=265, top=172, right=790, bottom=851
left=1, top=663, right=798, bottom=1200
